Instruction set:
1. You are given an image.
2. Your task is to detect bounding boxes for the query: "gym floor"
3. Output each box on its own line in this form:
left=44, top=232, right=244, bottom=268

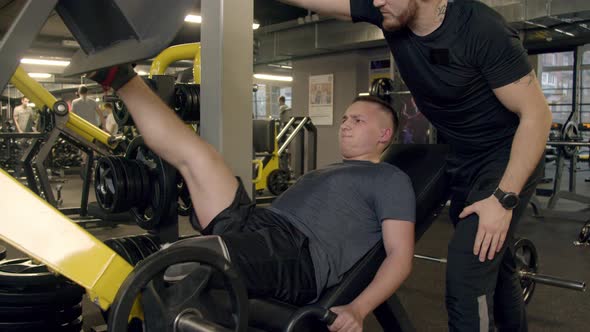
left=1, top=162, right=588, bottom=331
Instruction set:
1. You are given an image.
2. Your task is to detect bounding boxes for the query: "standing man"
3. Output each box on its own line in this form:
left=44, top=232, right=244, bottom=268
left=102, top=103, right=118, bottom=135
left=71, top=85, right=105, bottom=129
left=13, top=97, right=36, bottom=133
left=278, top=95, right=291, bottom=125
left=279, top=0, right=552, bottom=331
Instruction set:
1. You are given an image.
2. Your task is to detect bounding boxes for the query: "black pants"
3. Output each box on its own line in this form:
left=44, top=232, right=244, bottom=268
left=445, top=161, right=543, bottom=332
left=202, top=180, right=317, bottom=305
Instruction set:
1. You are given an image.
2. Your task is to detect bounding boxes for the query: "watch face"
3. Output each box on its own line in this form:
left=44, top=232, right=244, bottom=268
left=502, top=194, right=519, bottom=209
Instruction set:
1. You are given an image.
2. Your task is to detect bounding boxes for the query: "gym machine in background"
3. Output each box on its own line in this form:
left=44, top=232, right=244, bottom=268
left=253, top=116, right=317, bottom=202
left=6, top=66, right=121, bottom=222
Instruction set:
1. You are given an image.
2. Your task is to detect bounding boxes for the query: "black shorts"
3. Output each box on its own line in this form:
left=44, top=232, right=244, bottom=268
left=202, top=180, right=317, bottom=305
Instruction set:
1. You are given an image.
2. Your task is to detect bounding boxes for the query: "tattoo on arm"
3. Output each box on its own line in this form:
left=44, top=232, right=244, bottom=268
left=513, top=71, right=536, bottom=87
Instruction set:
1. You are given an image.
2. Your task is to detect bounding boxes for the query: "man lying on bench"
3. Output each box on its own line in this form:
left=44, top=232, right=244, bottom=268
left=88, top=66, right=415, bottom=331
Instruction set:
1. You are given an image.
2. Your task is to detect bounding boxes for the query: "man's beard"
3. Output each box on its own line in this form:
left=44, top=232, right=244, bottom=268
left=381, top=0, right=417, bottom=31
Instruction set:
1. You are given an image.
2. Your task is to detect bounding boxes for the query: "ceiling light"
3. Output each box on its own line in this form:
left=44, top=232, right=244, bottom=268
left=28, top=73, right=52, bottom=78
left=185, top=14, right=202, bottom=23
left=358, top=92, right=370, bottom=96
left=62, top=39, right=80, bottom=48
left=253, top=74, right=293, bottom=82
left=21, top=58, right=70, bottom=66
left=185, top=14, right=259, bottom=29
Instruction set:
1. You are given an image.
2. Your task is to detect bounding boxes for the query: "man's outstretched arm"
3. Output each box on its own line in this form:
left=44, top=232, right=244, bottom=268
left=279, top=0, right=352, bottom=20
left=328, top=219, right=414, bottom=331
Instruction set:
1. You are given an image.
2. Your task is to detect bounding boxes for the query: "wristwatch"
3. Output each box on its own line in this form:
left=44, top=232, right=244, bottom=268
left=493, top=187, right=520, bottom=210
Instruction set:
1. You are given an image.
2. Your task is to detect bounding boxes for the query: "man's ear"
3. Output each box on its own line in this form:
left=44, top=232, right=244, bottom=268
left=379, top=127, right=393, bottom=144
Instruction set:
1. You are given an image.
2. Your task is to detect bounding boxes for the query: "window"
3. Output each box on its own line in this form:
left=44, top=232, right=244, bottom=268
left=541, top=53, right=556, bottom=66
left=253, top=84, right=267, bottom=119
left=581, top=50, right=590, bottom=124
left=538, top=51, right=574, bottom=125
left=252, top=84, right=292, bottom=120
left=542, top=72, right=557, bottom=87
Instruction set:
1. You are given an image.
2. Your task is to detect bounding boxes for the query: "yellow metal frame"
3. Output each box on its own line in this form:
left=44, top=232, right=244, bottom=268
left=150, top=42, right=201, bottom=85
left=9, top=66, right=115, bottom=148
left=0, top=43, right=210, bottom=324
left=254, top=124, right=282, bottom=193
left=0, top=168, right=141, bottom=317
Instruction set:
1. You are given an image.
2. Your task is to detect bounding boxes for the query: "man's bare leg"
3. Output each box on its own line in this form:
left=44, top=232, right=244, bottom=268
left=116, top=76, right=238, bottom=229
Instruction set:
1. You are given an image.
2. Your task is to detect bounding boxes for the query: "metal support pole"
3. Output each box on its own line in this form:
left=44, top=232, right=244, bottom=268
left=80, top=150, right=94, bottom=217
left=202, top=0, right=253, bottom=197
left=304, top=118, right=317, bottom=172
left=34, top=129, right=61, bottom=206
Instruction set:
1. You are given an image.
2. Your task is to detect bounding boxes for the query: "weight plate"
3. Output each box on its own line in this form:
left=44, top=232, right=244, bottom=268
left=177, top=175, right=193, bottom=216
left=126, top=136, right=176, bottom=230
left=0, top=258, right=61, bottom=286
left=187, top=84, right=200, bottom=122
left=267, top=169, right=290, bottom=196
left=118, top=237, right=144, bottom=266
left=104, top=239, right=133, bottom=265
left=94, top=157, right=125, bottom=213
left=0, top=303, right=82, bottom=323
left=126, top=236, right=151, bottom=260
left=139, top=234, right=161, bottom=255
left=0, top=283, right=83, bottom=306
left=514, top=238, right=538, bottom=304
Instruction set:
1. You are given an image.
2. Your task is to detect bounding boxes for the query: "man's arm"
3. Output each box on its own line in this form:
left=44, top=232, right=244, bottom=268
left=12, top=111, right=22, bottom=133
left=106, top=116, right=117, bottom=135
left=279, top=0, right=351, bottom=20
left=95, top=105, right=106, bottom=128
left=460, top=70, right=552, bottom=261
left=329, top=220, right=414, bottom=332
left=493, top=70, right=552, bottom=193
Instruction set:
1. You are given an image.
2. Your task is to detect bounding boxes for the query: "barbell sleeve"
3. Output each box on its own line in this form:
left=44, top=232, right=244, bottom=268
left=520, top=271, right=586, bottom=292
left=175, top=311, right=232, bottom=332
left=414, top=254, right=447, bottom=264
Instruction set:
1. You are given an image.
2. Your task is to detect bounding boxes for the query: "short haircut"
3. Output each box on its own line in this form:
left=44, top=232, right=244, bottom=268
left=352, top=95, right=398, bottom=131
left=279, top=96, right=286, bottom=103
left=78, top=85, right=88, bottom=95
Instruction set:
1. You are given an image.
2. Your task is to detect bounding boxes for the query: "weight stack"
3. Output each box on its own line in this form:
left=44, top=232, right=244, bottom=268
left=104, top=234, right=161, bottom=266
left=0, top=258, right=84, bottom=332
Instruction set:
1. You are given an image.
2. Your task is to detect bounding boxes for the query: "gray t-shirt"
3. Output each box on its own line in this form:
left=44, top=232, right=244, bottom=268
left=270, top=159, right=415, bottom=297
left=13, top=105, right=34, bottom=132
left=71, top=97, right=99, bottom=126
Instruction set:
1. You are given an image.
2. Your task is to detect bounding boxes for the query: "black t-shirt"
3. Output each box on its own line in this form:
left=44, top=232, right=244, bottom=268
left=351, top=0, right=532, bottom=185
